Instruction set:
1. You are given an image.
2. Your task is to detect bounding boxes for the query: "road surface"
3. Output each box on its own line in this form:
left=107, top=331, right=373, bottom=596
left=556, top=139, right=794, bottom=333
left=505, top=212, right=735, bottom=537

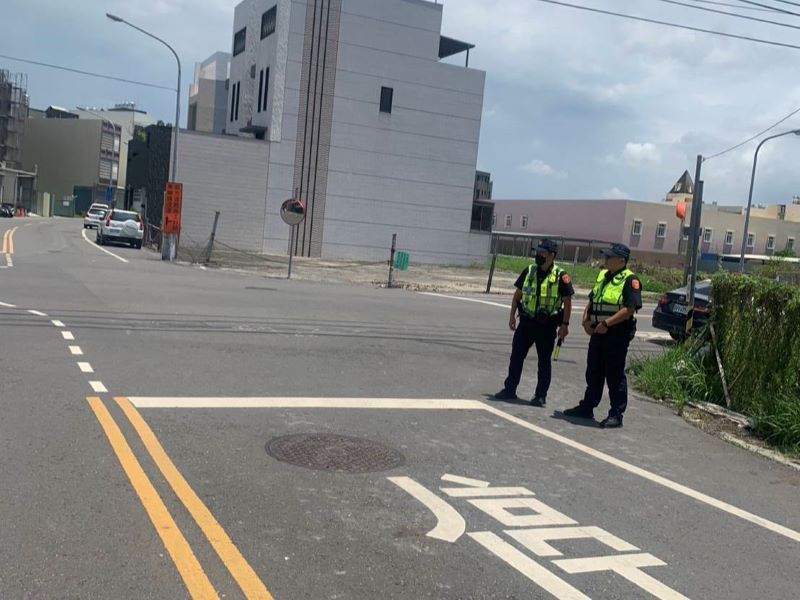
left=1, top=217, right=797, bottom=599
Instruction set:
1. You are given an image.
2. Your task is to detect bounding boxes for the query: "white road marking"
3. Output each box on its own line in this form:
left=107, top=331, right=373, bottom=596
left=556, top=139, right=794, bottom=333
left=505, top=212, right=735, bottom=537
left=128, top=397, right=486, bottom=410
left=89, top=381, right=108, bottom=393
left=61, top=331, right=75, bottom=340
left=51, top=320, right=65, bottom=327
left=418, top=292, right=509, bottom=309
left=69, top=345, right=83, bottom=356
left=4, top=254, right=12, bottom=267
left=387, top=476, right=466, bottom=543
left=127, top=395, right=800, bottom=544
left=442, top=487, right=535, bottom=498
left=77, top=362, right=94, bottom=373
left=81, top=228, right=129, bottom=263
left=507, top=526, right=639, bottom=558
left=441, top=474, right=490, bottom=488
left=27, top=309, right=47, bottom=316
left=469, top=531, right=591, bottom=600
left=0, top=301, right=16, bottom=308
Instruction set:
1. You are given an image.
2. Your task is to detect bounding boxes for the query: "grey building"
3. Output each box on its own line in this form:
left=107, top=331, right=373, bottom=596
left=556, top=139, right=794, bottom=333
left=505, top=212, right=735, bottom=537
left=474, top=170, right=492, bottom=201
left=212, top=0, right=489, bottom=264
left=188, top=52, right=231, bottom=135
left=0, top=70, right=35, bottom=208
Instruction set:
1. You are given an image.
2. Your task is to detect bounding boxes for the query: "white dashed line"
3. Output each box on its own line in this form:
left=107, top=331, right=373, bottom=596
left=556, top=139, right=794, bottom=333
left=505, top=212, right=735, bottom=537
left=61, top=331, right=75, bottom=340
left=69, top=346, right=83, bottom=356
left=0, top=301, right=16, bottom=308
left=78, top=362, right=94, bottom=373
left=89, top=381, right=108, bottom=393
left=418, top=292, right=509, bottom=309
left=27, top=309, right=47, bottom=317
left=4, top=254, right=12, bottom=268
left=51, top=320, right=65, bottom=327
left=81, top=228, right=129, bottom=263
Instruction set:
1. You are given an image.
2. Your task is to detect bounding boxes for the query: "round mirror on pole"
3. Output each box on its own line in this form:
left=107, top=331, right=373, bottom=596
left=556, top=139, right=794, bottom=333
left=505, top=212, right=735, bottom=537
left=280, top=198, right=306, bottom=226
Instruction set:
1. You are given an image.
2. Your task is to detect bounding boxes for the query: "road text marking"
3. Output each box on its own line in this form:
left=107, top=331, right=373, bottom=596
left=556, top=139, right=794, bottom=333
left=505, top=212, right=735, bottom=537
left=388, top=476, right=466, bottom=543
left=86, top=397, right=218, bottom=600
left=81, top=228, right=129, bottom=263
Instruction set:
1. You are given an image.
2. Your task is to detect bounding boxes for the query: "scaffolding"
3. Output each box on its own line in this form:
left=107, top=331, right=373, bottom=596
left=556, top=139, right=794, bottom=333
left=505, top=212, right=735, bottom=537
left=0, top=70, right=29, bottom=170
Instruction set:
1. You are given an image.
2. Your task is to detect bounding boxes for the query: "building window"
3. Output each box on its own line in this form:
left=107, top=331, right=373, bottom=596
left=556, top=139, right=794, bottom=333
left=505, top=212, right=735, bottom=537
left=656, top=222, right=667, bottom=239
left=235, top=82, right=240, bottom=121
left=521, top=215, right=528, bottom=229
left=233, top=27, right=246, bottom=57
left=724, top=230, right=734, bottom=245
left=747, top=232, right=755, bottom=248
left=631, top=219, right=642, bottom=236
left=379, top=86, right=393, bottom=114
left=504, top=215, right=512, bottom=228
left=703, top=228, right=713, bottom=243
left=767, top=235, right=776, bottom=251
left=788, top=237, right=796, bottom=251
left=492, top=214, right=496, bottom=227
left=257, top=70, right=264, bottom=113
left=111, top=162, right=119, bottom=182
left=261, top=6, right=277, bottom=39
left=262, top=68, right=270, bottom=112
left=230, top=82, right=236, bottom=122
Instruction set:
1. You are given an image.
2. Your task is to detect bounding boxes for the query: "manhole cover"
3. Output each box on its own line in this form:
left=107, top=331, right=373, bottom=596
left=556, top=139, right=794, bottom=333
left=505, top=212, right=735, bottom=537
left=266, top=433, right=405, bottom=473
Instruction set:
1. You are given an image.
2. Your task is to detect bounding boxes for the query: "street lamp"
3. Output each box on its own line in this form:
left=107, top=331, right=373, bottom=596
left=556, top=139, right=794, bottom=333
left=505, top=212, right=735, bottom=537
left=739, top=128, right=800, bottom=271
left=106, top=12, right=181, bottom=260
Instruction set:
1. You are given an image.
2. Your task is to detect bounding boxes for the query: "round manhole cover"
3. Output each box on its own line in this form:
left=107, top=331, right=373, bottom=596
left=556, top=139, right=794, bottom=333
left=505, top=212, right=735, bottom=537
left=266, top=433, right=405, bottom=473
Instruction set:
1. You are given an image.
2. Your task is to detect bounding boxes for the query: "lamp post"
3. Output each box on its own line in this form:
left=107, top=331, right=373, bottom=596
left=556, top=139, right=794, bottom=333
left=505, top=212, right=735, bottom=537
left=106, top=13, right=181, bottom=260
left=739, top=128, right=800, bottom=272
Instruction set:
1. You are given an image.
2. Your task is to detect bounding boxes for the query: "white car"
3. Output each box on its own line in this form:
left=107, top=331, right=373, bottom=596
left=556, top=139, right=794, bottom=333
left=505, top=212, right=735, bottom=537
left=83, top=207, right=108, bottom=229
left=96, top=209, right=144, bottom=249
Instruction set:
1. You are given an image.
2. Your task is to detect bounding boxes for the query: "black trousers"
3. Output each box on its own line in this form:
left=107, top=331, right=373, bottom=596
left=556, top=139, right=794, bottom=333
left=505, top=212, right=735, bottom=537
left=580, top=333, right=630, bottom=417
left=504, top=318, right=557, bottom=398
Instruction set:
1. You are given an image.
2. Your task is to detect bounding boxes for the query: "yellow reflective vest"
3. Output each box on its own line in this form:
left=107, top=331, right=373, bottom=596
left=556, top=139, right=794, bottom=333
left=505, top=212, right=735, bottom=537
left=520, top=264, right=565, bottom=318
left=590, top=268, right=635, bottom=323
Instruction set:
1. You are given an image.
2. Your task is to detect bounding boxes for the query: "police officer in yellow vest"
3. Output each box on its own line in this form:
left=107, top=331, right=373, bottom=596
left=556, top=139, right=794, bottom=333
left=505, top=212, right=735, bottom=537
left=563, top=243, right=642, bottom=428
left=495, top=240, right=574, bottom=406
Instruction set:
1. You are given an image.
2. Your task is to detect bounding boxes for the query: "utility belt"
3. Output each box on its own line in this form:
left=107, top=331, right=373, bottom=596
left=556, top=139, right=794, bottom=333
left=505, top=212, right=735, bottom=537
left=520, top=307, right=562, bottom=326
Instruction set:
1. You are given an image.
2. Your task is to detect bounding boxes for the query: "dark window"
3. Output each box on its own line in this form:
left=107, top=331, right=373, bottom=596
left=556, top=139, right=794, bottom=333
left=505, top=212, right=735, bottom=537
left=263, top=68, right=270, bottom=112
left=257, top=70, right=264, bottom=113
left=187, top=102, right=197, bottom=130
left=230, top=83, right=236, bottom=122
left=234, top=82, right=240, bottom=121
left=379, top=86, right=393, bottom=113
left=233, top=27, right=246, bottom=56
left=261, top=6, right=277, bottom=39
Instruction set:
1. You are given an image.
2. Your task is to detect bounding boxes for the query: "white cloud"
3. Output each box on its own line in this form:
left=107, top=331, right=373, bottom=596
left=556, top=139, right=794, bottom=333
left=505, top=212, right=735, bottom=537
left=520, top=159, right=567, bottom=179
left=604, top=187, right=631, bottom=200
left=621, top=142, right=662, bottom=167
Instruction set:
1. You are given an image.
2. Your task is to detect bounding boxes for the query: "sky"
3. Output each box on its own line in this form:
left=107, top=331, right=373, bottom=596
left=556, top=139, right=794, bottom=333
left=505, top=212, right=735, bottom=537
left=2, top=0, right=799, bottom=206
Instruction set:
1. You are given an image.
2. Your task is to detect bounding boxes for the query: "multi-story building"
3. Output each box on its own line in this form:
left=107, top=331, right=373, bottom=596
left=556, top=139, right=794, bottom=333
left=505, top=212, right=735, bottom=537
left=202, top=0, right=489, bottom=263
left=188, top=52, right=231, bottom=135
left=474, top=170, right=493, bottom=201
left=492, top=172, right=800, bottom=266
left=0, top=70, right=35, bottom=208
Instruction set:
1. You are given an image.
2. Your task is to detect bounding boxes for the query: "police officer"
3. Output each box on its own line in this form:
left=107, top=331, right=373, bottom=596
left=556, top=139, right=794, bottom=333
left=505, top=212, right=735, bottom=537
left=563, top=243, right=642, bottom=428
left=495, top=240, right=574, bottom=407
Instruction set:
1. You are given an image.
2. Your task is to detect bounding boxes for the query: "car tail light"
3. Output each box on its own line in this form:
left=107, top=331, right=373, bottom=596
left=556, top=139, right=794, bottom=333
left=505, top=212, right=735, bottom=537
left=658, top=295, right=669, bottom=306
left=106, top=214, right=112, bottom=226
left=694, top=305, right=708, bottom=314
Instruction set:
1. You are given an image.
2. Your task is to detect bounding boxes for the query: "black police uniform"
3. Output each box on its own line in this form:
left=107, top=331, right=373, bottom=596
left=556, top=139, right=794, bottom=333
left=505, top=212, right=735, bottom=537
left=579, top=269, right=642, bottom=420
left=503, top=265, right=575, bottom=400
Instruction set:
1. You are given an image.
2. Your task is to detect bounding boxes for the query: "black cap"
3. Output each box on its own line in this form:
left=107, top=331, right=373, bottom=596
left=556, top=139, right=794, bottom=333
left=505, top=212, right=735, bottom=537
left=601, top=243, right=631, bottom=260
left=537, top=239, right=558, bottom=254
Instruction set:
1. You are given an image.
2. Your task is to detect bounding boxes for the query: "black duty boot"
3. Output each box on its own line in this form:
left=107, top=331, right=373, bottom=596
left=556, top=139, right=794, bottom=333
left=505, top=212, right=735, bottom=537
left=530, top=396, right=546, bottom=407
left=494, top=389, right=519, bottom=401
left=562, top=405, right=594, bottom=419
left=599, top=414, right=623, bottom=428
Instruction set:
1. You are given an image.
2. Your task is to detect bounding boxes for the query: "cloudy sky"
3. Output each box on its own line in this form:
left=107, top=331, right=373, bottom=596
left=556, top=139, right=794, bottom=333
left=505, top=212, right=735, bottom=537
left=2, top=0, right=799, bottom=205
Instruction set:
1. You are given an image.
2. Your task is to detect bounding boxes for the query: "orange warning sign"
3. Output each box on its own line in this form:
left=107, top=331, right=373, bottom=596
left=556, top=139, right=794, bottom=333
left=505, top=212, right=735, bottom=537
left=632, top=279, right=641, bottom=290
left=163, top=182, right=183, bottom=234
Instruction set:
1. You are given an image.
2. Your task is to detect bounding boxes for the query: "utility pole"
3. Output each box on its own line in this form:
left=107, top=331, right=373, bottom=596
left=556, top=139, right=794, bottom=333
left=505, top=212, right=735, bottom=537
left=684, top=155, right=704, bottom=335
left=683, top=154, right=703, bottom=286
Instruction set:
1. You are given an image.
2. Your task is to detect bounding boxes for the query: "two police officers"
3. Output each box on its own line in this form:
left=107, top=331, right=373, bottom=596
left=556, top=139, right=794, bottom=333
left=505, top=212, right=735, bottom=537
left=563, top=243, right=642, bottom=428
left=495, top=240, right=574, bottom=407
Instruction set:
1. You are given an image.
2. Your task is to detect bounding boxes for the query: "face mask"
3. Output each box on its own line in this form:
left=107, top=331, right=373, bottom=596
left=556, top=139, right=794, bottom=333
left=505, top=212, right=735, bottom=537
left=534, top=254, right=547, bottom=266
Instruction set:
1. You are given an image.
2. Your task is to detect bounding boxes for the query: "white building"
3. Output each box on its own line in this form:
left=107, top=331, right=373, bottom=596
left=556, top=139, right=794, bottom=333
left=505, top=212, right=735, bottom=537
left=188, top=52, right=231, bottom=135
left=217, top=0, right=489, bottom=263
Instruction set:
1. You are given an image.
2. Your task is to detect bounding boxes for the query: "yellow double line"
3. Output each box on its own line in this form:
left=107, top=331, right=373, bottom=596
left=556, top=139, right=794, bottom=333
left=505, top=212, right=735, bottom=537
left=1, top=226, right=17, bottom=255
left=87, top=397, right=274, bottom=600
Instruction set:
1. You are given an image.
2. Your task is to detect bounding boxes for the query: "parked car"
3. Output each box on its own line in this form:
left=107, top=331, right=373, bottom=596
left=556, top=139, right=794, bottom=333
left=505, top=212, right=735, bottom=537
left=83, top=207, right=108, bottom=229
left=652, top=280, right=712, bottom=340
left=96, top=209, right=144, bottom=249
left=1, top=203, right=14, bottom=218
left=89, top=202, right=110, bottom=213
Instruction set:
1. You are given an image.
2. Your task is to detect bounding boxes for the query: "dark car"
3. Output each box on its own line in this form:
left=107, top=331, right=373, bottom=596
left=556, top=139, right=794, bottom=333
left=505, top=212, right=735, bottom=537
left=652, top=280, right=712, bottom=340
left=0, top=203, right=14, bottom=218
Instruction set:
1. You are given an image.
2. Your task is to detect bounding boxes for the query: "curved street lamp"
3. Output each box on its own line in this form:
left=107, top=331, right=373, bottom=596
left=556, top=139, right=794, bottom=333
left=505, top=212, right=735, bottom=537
left=739, top=128, right=800, bottom=271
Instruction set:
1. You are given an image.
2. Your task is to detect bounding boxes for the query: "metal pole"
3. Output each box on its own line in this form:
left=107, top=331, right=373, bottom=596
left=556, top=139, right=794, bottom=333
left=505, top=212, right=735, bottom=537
left=486, top=234, right=498, bottom=294
left=683, top=154, right=703, bottom=285
left=287, top=225, right=295, bottom=280
left=205, top=211, right=220, bottom=264
left=388, top=233, right=397, bottom=288
left=687, top=180, right=704, bottom=309
left=573, top=245, right=579, bottom=266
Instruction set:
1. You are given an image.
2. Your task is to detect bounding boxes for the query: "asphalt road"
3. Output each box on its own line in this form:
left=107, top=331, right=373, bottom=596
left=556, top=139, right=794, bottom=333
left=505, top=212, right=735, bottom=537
left=1, top=217, right=798, bottom=600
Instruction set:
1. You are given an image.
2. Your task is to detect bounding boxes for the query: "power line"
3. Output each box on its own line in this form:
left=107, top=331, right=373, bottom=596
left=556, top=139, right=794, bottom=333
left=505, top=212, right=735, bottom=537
left=654, top=0, right=800, bottom=30
left=689, top=0, right=784, bottom=11
left=771, top=0, right=800, bottom=7
left=734, top=0, right=800, bottom=16
left=0, top=54, right=175, bottom=91
left=532, top=0, right=800, bottom=50
left=705, top=104, right=800, bottom=159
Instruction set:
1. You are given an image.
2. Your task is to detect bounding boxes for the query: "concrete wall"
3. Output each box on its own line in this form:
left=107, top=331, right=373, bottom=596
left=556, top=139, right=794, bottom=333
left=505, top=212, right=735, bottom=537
left=175, top=130, right=269, bottom=252
left=22, top=118, right=103, bottom=205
